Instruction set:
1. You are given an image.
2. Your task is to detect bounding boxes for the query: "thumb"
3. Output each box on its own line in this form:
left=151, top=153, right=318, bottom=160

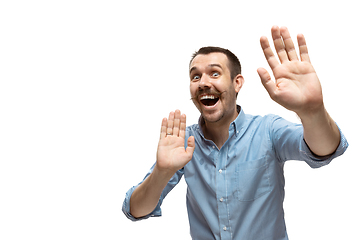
left=257, top=67, right=276, bottom=100
left=186, top=136, right=195, bottom=157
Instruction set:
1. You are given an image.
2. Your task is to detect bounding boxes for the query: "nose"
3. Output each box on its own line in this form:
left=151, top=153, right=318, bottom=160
left=198, top=74, right=211, bottom=90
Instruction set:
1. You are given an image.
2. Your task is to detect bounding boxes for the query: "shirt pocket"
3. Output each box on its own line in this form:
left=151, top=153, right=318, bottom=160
left=235, top=157, right=271, bottom=202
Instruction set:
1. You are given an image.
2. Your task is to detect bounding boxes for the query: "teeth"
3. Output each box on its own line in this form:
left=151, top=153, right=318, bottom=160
left=200, top=95, right=216, bottom=100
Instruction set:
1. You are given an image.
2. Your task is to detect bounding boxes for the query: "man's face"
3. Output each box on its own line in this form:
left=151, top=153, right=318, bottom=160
left=189, top=52, right=242, bottom=123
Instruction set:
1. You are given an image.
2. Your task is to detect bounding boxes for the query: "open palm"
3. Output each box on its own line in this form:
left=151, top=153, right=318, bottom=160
left=257, top=26, right=324, bottom=116
left=156, top=110, right=195, bottom=174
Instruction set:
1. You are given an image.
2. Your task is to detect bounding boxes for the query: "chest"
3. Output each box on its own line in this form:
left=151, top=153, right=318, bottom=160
left=184, top=129, right=274, bottom=201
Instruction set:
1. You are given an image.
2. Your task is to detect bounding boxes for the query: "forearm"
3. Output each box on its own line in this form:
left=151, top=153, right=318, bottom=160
left=130, top=165, right=174, bottom=218
left=299, top=106, right=340, bottom=157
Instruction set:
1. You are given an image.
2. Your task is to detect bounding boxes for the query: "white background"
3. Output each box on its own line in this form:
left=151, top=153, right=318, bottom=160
left=0, top=0, right=359, bottom=239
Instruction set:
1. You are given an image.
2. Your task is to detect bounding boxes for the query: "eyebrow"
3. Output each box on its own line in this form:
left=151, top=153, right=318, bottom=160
left=189, top=66, right=197, bottom=75
left=189, top=64, right=223, bottom=75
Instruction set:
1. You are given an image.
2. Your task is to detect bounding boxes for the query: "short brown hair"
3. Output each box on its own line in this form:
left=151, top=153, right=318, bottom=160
left=190, top=46, right=241, bottom=80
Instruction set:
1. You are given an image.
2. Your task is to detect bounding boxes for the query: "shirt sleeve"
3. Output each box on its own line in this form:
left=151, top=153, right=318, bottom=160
left=269, top=115, right=349, bottom=168
left=122, top=163, right=184, bottom=221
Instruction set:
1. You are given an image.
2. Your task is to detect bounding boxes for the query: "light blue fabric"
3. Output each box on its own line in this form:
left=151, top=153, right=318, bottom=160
left=123, top=106, right=348, bottom=240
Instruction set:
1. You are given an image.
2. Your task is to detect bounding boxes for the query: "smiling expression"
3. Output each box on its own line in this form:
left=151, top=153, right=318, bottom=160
left=189, top=52, right=243, bottom=124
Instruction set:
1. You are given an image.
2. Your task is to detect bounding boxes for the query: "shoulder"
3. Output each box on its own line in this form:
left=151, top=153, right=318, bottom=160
left=186, top=123, right=199, bottom=135
left=247, top=113, right=297, bottom=126
left=243, top=113, right=279, bottom=127
left=184, top=123, right=200, bottom=148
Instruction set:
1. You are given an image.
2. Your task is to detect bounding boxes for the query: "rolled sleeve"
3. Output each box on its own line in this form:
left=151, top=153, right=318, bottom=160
left=299, top=124, right=349, bottom=168
left=271, top=115, right=349, bottom=168
left=122, top=163, right=184, bottom=221
left=122, top=184, right=162, bottom=222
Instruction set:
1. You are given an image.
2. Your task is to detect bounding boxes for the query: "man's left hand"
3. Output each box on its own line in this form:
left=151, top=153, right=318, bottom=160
left=257, top=26, right=324, bottom=117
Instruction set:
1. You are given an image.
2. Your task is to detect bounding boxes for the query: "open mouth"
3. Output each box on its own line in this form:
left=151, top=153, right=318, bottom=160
left=200, top=95, right=220, bottom=107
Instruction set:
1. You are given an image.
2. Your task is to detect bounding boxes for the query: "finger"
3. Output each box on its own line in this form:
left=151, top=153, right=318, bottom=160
left=179, top=114, right=187, bottom=139
left=280, top=26, right=298, bottom=61
left=172, top=109, right=181, bottom=137
left=271, top=25, right=289, bottom=63
left=297, top=34, right=311, bottom=63
left=160, top=117, right=167, bottom=139
left=167, top=111, right=174, bottom=136
left=260, top=36, right=279, bottom=70
left=257, top=67, right=277, bottom=100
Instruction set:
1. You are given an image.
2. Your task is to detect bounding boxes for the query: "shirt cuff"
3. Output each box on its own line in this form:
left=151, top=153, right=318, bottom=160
left=300, top=124, right=349, bottom=169
left=122, top=184, right=162, bottom=221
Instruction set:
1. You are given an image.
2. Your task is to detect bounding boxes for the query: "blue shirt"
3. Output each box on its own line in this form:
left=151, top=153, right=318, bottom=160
left=123, top=106, right=348, bottom=240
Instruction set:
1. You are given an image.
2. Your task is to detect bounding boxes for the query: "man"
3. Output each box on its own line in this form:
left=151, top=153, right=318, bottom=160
left=122, top=26, right=348, bottom=239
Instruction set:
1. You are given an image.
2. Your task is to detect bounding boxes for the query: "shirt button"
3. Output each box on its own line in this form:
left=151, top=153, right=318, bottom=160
left=223, top=226, right=227, bottom=231
left=219, top=198, right=224, bottom=202
left=212, top=146, right=215, bottom=149
left=219, top=169, right=222, bottom=173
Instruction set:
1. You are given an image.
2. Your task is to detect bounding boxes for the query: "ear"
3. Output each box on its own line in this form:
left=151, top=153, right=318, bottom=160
left=233, top=74, right=244, bottom=94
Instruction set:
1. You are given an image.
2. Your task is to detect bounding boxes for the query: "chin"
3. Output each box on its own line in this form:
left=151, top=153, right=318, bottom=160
left=200, top=109, right=225, bottom=123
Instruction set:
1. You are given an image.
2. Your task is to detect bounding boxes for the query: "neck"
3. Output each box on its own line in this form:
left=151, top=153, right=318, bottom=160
left=201, top=106, right=239, bottom=149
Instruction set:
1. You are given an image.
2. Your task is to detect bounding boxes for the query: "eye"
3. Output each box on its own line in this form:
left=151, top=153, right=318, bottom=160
left=191, top=75, right=200, bottom=81
left=211, top=72, right=220, bottom=77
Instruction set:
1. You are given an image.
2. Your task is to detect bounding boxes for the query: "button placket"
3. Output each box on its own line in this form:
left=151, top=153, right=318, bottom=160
left=216, top=144, right=232, bottom=239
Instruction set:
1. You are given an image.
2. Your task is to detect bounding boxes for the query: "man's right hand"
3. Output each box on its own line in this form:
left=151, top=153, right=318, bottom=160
left=156, top=110, right=195, bottom=175
left=130, top=110, right=195, bottom=218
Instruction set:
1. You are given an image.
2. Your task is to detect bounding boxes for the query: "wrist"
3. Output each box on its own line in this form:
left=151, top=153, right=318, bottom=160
left=296, top=103, right=326, bottom=123
left=153, top=164, right=176, bottom=182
